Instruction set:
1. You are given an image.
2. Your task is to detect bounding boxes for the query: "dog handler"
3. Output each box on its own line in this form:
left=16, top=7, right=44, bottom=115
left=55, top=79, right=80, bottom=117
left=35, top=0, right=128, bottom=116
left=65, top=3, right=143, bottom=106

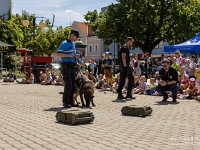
left=117, top=37, right=135, bottom=99
left=57, top=30, right=81, bottom=108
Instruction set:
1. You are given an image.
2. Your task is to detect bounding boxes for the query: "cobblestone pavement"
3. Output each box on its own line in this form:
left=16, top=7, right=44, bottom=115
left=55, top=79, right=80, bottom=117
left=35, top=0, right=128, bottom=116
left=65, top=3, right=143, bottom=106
left=0, top=81, right=200, bottom=150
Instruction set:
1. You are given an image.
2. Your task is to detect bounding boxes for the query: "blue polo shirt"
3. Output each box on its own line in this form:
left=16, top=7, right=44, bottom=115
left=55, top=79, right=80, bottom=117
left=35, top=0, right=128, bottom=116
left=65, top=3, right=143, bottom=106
left=58, top=39, right=76, bottom=63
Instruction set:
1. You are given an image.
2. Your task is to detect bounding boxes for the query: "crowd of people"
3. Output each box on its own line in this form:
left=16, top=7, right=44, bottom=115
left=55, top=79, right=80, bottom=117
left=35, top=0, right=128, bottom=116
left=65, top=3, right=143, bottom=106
left=3, top=48, right=200, bottom=102
left=74, top=49, right=200, bottom=101
left=2, top=31, right=200, bottom=104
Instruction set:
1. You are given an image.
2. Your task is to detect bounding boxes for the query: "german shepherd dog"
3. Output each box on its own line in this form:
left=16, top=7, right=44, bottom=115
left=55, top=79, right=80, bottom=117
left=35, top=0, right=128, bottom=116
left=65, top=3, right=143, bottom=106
left=74, top=77, right=95, bottom=107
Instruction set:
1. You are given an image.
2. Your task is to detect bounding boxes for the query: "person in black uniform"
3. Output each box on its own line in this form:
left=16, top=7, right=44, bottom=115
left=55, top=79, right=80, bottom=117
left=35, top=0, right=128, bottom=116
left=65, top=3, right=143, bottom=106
left=57, top=30, right=81, bottom=108
left=156, top=59, right=179, bottom=102
left=117, top=37, right=135, bottom=99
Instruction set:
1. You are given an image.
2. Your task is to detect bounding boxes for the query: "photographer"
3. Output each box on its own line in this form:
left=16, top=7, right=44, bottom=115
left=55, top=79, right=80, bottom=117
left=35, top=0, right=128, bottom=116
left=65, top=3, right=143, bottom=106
left=156, top=59, right=179, bottom=102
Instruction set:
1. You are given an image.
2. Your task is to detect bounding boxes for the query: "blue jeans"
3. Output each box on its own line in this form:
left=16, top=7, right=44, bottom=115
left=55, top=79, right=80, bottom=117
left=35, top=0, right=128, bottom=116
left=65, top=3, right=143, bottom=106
left=156, top=83, right=179, bottom=100
left=145, top=89, right=155, bottom=95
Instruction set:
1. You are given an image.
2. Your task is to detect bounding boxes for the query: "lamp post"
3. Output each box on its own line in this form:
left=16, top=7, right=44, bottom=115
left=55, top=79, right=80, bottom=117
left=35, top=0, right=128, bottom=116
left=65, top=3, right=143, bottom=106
left=22, top=15, right=46, bottom=72
left=113, top=40, right=116, bottom=75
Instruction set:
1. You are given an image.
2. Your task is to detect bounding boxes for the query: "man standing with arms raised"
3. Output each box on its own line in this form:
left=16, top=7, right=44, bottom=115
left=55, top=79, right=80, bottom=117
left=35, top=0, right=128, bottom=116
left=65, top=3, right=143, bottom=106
left=57, top=30, right=81, bottom=108
left=117, top=37, right=135, bottom=99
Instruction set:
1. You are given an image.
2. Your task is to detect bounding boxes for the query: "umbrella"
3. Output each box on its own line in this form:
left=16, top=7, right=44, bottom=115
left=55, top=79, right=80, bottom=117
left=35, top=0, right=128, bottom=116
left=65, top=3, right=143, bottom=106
left=18, top=48, right=32, bottom=53
left=0, top=41, right=16, bottom=52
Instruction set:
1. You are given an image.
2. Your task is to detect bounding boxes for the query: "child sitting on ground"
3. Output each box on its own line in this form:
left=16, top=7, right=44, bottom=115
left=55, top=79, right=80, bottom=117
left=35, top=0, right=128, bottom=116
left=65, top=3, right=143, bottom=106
left=145, top=78, right=156, bottom=95
left=133, top=76, right=147, bottom=94
left=182, top=78, right=198, bottom=99
left=41, top=71, right=52, bottom=85
left=112, top=73, right=120, bottom=93
left=95, top=74, right=104, bottom=89
left=133, top=76, right=140, bottom=88
left=180, top=74, right=189, bottom=93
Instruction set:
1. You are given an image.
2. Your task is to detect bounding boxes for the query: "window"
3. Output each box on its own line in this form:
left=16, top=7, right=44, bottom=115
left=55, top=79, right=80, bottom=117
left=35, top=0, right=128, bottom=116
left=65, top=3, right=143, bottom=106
left=94, top=44, right=98, bottom=52
left=89, top=45, right=92, bottom=52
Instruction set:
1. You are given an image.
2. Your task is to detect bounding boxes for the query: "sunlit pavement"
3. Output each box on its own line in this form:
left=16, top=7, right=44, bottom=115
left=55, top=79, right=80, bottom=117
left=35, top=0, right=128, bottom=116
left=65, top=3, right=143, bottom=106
left=0, top=81, right=200, bottom=150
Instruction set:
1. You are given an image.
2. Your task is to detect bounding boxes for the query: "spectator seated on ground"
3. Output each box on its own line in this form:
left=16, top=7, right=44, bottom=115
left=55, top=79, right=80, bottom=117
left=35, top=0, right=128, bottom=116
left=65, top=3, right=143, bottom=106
left=133, top=76, right=140, bottom=88
left=55, top=72, right=64, bottom=86
left=88, top=72, right=96, bottom=85
left=112, top=73, right=120, bottom=93
left=51, top=71, right=57, bottom=84
left=145, top=78, right=156, bottom=95
left=182, top=78, right=198, bottom=99
left=81, top=71, right=88, bottom=79
left=133, top=76, right=147, bottom=94
left=39, top=71, right=46, bottom=82
left=41, top=71, right=52, bottom=85
left=95, top=74, right=104, bottom=89
left=17, top=70, right=34, bottom=84
left=3, top=69, right=16, bottom=82
left=180, top=74, right=189, bottom=93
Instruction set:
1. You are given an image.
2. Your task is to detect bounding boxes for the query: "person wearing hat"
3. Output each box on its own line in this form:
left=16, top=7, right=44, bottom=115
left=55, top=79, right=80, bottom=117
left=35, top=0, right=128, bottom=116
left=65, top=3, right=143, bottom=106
left=117, top=37, right=135, bottom=99
left=56, top=29, right=81, bottom=108
left=156, top=59, right=179, bottom=102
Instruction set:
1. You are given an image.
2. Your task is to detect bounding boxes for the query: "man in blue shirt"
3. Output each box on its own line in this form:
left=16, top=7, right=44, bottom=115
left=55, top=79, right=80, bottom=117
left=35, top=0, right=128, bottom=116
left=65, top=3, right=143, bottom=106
left=57, top=29, right=81, bottom=108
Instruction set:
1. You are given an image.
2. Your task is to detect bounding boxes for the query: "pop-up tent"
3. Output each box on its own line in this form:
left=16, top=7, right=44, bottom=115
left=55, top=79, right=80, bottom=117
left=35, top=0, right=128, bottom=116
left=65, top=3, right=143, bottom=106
left=0, top=41, right=16, bottom=72
left=0, top=41, right=16, bottom=52
left=164, top=33, right=200, bottom=53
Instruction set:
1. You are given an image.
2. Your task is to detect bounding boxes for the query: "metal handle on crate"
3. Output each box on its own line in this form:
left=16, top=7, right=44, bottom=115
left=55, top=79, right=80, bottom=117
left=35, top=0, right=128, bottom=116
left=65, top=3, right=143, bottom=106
left=75, top=117, right=94, bottom=122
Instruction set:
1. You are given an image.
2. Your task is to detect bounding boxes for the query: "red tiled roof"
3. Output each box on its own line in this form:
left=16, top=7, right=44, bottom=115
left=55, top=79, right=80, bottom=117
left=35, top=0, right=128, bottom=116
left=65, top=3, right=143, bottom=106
left=74, top=21, right=95, bottom=36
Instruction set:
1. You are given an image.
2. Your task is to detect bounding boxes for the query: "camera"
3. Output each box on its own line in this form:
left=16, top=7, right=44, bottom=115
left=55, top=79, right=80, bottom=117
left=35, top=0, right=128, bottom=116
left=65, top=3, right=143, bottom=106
left=155, top=75, right=162, bottom=80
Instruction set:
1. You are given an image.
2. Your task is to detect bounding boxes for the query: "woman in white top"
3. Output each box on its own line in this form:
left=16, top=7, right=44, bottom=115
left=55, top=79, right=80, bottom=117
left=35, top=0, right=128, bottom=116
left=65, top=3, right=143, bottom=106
left=174, top=50, right=182, bottom=65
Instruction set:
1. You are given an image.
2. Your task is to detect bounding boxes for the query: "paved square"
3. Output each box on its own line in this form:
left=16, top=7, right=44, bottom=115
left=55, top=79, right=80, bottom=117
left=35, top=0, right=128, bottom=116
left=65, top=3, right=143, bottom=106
left=0, top=81, right=200, bottom=150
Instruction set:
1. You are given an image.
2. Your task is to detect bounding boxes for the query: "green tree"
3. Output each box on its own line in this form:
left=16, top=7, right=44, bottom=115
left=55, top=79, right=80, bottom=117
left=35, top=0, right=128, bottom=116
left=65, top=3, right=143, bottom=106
left=0, top=19, right=23, bottom=47
left=85, top=0, right=200, bottom=55
left=12, top=11, right=71, bottom=56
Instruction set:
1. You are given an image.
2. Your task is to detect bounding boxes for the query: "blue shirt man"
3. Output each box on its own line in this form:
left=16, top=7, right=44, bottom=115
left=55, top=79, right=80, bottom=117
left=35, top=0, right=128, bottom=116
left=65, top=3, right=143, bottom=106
left=58, top=39, right=76, bottom=63
left=56, top=29, right=81, bottom=108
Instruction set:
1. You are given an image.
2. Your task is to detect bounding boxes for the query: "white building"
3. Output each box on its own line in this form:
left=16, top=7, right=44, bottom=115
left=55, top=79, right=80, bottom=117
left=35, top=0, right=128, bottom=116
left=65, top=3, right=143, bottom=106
left=0, top=0, right=11, bottom=20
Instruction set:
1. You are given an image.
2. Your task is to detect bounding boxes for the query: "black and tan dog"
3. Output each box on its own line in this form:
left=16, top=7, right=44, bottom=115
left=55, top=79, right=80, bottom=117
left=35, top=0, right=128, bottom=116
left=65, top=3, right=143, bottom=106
left=74, top=76, right=95, bottom=107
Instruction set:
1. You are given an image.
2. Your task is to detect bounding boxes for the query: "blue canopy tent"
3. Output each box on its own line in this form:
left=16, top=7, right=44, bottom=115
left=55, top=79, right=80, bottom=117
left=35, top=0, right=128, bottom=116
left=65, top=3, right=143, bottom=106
left=164, top=33, right=200, bottom=53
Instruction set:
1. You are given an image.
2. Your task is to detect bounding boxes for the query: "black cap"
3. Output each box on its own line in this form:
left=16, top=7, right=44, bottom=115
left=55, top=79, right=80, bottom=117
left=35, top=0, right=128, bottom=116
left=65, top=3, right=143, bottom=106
left=70, top=29, right=81, bottom=38
left=190, top=55, right=195, bottom=58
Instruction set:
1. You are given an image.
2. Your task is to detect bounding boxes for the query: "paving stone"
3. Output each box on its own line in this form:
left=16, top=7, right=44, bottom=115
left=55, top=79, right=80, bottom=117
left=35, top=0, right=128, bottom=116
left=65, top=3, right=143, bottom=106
left=0, top=82, right=200, bottom=150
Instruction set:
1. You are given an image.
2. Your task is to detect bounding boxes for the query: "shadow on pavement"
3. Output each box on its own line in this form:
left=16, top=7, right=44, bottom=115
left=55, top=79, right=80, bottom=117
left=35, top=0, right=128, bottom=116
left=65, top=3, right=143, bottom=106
left=55, top=121, right=94, bottom=126
left=44, top=107, right=65, bottom=112
left=154, top=101, right=168, bottom=105
left=112, top=99, right=126, bottom=103
left=1, top=83, right=11, bottom=85
left=44, top=106, right=93, bottom=112
left=121, top=114, right=152, bottom=118
left=154, top=101, right=180, bottom=105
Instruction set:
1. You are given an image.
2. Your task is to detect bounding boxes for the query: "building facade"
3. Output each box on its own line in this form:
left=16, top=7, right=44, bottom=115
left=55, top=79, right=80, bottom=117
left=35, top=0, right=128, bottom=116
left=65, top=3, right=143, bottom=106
left=0, top=0, right=11, bottom=20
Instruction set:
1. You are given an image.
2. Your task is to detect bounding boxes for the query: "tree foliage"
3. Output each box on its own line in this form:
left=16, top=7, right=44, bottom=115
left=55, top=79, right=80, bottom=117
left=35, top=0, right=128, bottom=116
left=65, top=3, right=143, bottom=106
left=0, top=10, right=71, bottom=70
left=11, top=11, right=71, bottom=56
left=85, top=0, right=200, bottom=54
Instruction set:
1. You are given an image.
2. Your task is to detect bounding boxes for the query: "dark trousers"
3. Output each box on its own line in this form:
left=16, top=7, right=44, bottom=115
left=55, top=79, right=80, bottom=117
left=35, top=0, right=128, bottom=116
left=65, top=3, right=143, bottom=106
left=61, top=63, right=76, bottom=105
left=117, top=69, right=134, bottom=94
left=156, top=83, right=179, bottom=100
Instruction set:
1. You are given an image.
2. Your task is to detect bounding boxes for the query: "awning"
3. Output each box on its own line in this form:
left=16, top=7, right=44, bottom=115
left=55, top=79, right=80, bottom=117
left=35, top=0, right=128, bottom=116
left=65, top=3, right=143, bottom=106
left=0, top=41, right=16, bottom=52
